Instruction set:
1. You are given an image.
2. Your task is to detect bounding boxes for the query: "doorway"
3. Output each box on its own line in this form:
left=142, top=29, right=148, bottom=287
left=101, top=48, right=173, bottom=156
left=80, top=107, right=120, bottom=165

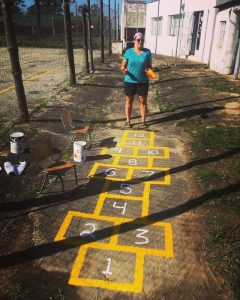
left=190, top=11, right=204, bottom=55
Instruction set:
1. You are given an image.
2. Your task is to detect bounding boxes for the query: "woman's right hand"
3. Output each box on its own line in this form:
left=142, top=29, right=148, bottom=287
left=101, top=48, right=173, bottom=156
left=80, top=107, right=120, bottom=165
left=121, top=68, right=127, bottom=75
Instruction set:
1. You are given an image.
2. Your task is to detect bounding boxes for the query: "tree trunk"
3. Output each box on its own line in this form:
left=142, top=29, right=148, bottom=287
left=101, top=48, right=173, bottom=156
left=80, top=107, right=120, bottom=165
left=35, top=0, right=41, bottom=38
left=108, top=0, right=112, bottom=56
left=87, top=0, right=94, bottom=71
left=1, top=0, right=29, bottom=122
left=63, top=0, right=76, bottom=85
left=82, top=7, right=89, bottom=74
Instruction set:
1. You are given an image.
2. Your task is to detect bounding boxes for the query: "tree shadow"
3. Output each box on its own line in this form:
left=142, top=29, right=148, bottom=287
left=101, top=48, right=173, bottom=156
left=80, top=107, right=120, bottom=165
left=1, top=148, right=239, bottom=216
left=0, top=181, right=239, bottom=268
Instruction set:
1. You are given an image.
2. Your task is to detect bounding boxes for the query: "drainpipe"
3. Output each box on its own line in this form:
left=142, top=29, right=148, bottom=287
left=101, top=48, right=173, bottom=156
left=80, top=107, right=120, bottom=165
left=233, top=35, right=240, bottom=79
left=155, top=0, right=160, bottom=58
left=175, top=0, right=182, bottom=61
left=207, top=8, right=218, bottom=67
left=201, top=9, right=209, bottom=63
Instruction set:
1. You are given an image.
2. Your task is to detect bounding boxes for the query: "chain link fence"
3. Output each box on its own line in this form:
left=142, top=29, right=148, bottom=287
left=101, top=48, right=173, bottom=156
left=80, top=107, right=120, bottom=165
left=0, top=0, right=117, bottom=141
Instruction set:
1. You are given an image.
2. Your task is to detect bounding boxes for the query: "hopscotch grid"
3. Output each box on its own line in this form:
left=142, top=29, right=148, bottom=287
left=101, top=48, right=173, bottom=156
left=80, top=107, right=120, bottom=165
left=56, top=130, right=173, bottom=293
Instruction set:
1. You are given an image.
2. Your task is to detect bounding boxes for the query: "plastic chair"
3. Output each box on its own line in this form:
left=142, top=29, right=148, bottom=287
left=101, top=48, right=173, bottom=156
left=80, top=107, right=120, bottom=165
left=61, top=111, right=92, bottom=149
left=31, top=140, right=78, bottom=193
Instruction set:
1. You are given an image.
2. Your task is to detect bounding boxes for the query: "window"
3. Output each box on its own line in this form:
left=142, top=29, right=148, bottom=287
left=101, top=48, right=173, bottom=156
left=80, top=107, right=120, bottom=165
left=218, top=21, right=226, bottom=47
left=150, top=17, right=163, bottom=36
left=168, top=14, right=181, bottom=36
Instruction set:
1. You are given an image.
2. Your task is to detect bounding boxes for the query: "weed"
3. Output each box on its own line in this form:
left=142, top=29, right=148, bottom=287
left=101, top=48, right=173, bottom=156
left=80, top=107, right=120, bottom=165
left=8, top=283, right=27, bottom=300
left=196, top=168, right=221, bottom=190
left=61, top=150, right=72, bottom=162
left=31, top=183, right=42, bottom=194
left=207, top=77, right=240, bottom=94
left=154, top=86, right=175, bottom=112
left=192, top=126, right=240, bottom=152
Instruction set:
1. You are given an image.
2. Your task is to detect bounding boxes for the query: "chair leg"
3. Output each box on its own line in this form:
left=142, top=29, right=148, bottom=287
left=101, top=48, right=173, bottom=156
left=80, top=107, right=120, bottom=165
left=39, top=173, right=49, bottom=193
left=73, top=165, right=78, bottom=185
left=58, top=175, right=65, bottom=192
left=68, top=133, right=76, bottom=149
left=88, top=130, right=92, bottom=142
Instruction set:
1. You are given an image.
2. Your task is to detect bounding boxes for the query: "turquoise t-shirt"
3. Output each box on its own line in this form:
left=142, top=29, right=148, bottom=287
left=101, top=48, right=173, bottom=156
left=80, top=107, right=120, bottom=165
left=123, top=48, right=152, bottom=83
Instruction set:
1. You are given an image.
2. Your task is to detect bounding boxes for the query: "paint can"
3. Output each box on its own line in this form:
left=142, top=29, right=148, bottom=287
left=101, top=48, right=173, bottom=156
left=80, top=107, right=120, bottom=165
left=10, top=132, right=25, bottom=154
left=73, top=141, right=87, bottom=162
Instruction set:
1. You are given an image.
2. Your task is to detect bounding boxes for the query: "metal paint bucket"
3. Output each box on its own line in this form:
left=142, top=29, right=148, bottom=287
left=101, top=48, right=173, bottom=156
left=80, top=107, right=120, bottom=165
left=10, top=132, right=24, bottom=154
left=73, top=141, right=87, bottom=162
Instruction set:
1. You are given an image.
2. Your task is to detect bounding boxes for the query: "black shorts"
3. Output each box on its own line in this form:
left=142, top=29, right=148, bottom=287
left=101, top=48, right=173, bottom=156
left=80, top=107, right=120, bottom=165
left=124, top=82, right=149, bottom=96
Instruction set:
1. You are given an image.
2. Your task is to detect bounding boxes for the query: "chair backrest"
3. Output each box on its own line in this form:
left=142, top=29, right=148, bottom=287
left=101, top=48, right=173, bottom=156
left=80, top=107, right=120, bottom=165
left=31, top=140, right=54, bottom=163
left=61, top=111, right=73, bottom=131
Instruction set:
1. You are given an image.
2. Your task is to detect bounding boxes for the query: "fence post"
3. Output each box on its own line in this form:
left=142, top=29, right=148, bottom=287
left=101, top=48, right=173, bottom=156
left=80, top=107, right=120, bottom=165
left=100, top=0, right=104, bottom=63
left=108, top=0, right=112, bottom=56
left=87, top=0, right=94, bottom=71
left=82, top=6, right=90, bottom=74
left=1, top=0, right=29, bottom=122
left=114, top=0, right=117, bottom=40
left=63, top=0, right=76, bottom=85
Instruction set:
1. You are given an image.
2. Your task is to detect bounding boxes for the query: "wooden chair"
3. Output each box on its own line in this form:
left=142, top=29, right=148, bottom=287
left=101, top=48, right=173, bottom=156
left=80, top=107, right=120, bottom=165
left=61, top=111, right=92, bottom=149
left=31, top=140, right=78, bottom=193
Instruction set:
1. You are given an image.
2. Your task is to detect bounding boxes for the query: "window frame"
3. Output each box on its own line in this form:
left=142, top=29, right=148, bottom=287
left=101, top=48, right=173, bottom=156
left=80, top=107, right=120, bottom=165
left=150, top=16, right=163, bottom=36
left=218, top=21, right=226, bottom=47
left=168, top=14, right=181, bottom=36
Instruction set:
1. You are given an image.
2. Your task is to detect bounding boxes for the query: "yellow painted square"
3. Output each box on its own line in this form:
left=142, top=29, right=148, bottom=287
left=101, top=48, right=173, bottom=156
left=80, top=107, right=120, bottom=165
left=87, top=163, right=131, bottom=181
left=69, top=243, right=144, bottom=293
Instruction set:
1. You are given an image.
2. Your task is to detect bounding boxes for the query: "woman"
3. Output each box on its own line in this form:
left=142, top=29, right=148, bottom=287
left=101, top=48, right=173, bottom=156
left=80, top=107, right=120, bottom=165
left=120, top=32, right=152, bottom=129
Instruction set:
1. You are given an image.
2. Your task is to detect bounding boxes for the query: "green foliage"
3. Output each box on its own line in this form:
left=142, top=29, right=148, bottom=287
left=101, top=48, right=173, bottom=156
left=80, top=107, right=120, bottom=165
left=207, top=76, right=240, bottom=94
left=192, top=126, right=240, bottom=152
left=8, top=283, right=27, bottom=300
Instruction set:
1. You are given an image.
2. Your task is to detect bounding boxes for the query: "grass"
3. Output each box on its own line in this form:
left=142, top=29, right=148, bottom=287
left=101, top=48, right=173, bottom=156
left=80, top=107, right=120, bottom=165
left=207, top=76, right=240, bottom=94
left=8, top=283, right=27, bottom=300
left=192, top=126, right=240, bottom=152
left=180, top=117, right=240, bottom=298
left=154, top=86, right=176, bottom=112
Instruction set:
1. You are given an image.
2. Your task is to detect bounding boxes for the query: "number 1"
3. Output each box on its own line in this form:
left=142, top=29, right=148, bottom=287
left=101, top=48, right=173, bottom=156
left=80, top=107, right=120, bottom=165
left=102, top=258, right=112, bottom=275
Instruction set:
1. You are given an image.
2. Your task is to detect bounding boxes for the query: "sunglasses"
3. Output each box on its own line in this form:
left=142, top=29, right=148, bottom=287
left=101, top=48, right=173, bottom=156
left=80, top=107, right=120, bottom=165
left=136, top=38, right=144, bottom=43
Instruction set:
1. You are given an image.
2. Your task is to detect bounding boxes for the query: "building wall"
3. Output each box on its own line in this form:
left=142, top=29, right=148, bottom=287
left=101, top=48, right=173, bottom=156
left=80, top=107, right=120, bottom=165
left=145, top=0, right=217, bottom=64
left=210, top=8, right=240, bottom=74
left=121, top=0, right=146, bottom=48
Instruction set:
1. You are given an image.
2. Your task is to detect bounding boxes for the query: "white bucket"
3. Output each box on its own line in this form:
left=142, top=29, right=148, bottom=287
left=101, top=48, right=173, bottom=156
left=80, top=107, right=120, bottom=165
left=10, top=132, right=24, bottom=154
left=73, top=141, right=87, bottom=162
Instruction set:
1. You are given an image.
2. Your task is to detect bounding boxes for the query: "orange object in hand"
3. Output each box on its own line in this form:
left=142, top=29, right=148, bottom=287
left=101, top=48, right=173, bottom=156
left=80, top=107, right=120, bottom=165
left=145, top=68, right=157, bottom=79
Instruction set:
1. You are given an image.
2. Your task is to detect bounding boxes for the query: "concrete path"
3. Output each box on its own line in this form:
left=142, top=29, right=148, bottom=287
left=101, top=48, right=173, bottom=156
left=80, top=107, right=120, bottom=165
left=1, top=55, right=236, bottom=299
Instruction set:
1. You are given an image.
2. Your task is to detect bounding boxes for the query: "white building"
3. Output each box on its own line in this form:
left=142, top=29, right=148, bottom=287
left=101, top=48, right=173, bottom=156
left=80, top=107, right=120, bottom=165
left=210, top=0, right=240, bottom=74
left=121, top=0, right=146, bottom=49
left=143, top=0, right=240, bottom=74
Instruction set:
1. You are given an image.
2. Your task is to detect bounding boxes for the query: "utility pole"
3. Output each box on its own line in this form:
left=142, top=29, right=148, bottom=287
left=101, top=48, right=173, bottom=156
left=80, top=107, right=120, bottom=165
left=87, top=0, right=94, bottom=71
left=82, top=6, right=90, bottom=73
left=108, top=0, right=112, bottom=55
left=175, top=0, right=183, bottom=61
left=100, top=0, right=104, bottom=63
left=155, top=0, right=160, bottom=58
left=63, top=0, right=76, bottom=85
left=136, top=0, right=139, bottom=33
left=117, top=2, right=119, bottom=40
left=1, top=0, right=29, bottom=122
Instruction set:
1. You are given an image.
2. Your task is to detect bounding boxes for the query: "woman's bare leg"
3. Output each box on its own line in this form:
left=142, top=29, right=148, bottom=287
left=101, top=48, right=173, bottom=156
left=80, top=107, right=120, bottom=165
left=125, top=96, right=134, bottom=123
left=139, top=96, right=147, bottom=123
